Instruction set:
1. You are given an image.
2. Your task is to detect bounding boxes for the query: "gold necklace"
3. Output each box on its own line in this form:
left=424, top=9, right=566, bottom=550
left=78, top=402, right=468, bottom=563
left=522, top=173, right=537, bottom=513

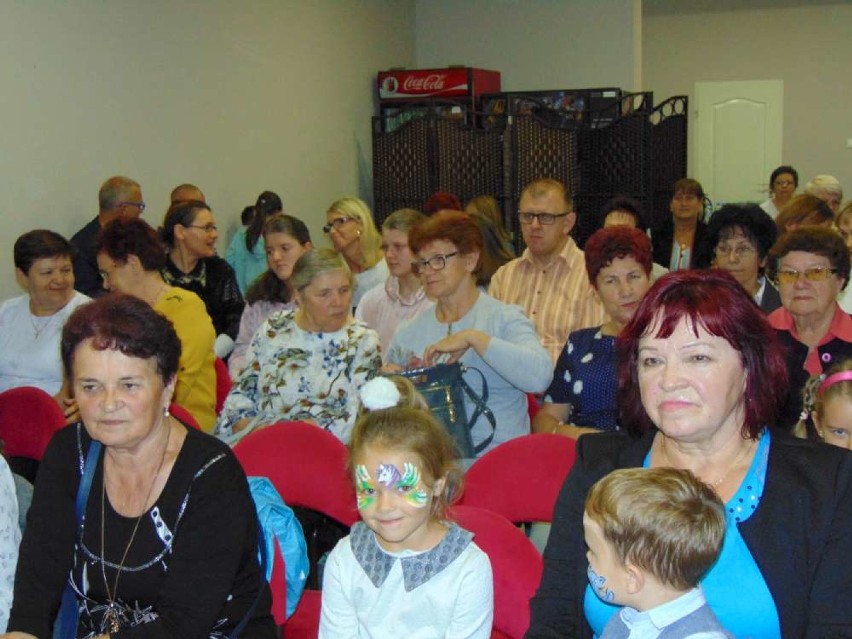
left=100, top=425, right=171, bottom=634
left=659, top=435, right=754, bottom=488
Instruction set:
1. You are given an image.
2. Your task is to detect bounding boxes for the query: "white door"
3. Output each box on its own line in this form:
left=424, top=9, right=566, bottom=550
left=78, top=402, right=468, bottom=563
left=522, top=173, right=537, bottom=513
left=694, top=80, right=783, bottom=207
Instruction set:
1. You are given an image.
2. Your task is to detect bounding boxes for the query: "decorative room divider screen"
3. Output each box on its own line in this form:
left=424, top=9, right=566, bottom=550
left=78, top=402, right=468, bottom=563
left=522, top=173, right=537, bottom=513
left=372, top=93, right=688, bottom=251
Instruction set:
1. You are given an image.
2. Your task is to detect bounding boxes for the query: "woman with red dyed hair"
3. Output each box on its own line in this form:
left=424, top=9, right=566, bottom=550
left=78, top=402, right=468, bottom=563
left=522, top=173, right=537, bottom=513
left=385, top=211, right=551, bottom=457
left=527, top=269, right=852, bottom=639
left=532, top=226, right=652, bottom=437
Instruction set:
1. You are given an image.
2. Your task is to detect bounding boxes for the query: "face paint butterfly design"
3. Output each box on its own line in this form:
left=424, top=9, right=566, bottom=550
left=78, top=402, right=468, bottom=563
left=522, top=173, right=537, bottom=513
left=373, top=462, right=430, bottom=508
left=587, top=565, right=615, bottom=603
left=355, top=464, right=375, bottom=510
left=396, top=462, right=429, bottom=508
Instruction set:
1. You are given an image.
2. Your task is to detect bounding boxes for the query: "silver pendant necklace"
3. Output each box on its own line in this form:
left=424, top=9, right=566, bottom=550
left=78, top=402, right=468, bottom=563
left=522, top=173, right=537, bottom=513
left=101, top=426, right=171, bottom=633
left=29, top=312, right=57, bottom=340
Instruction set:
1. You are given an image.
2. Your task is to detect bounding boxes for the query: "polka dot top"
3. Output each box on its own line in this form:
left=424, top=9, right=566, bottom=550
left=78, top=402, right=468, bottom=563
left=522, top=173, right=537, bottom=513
left=543, top=327, right=620, bottom=431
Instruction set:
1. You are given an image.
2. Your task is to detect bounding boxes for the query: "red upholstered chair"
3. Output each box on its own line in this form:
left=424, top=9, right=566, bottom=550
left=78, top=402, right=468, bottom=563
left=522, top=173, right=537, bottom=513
left=168, top=403, right=201, bottom=430
left=460, top=434, right=576, bottom=524
left=451, top=505, right=543, bottom=639
left=233, top=421, right=358, bottom=637
left=214, top=357, right=231, bottom=415
left=0, top=386, right=67, bottom=480
left=527, top=393, right=540, bottom=421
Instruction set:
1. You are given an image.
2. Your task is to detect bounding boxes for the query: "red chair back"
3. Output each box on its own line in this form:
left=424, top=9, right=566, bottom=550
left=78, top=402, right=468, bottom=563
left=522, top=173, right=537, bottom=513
left=526, top=393, right=540, bottom=420
left=460, top=434, right=576, bottom=523
left=0, top=386, right=66, bottom=460
left=268, top=537, right=287, bottom=626
left=233, top=421, right=358, bottom=526
left=233, top=421, right=358, bottom=635
left=451, top=505, right=543, bottom=639
left=214, top=357, right=231, bottom=415
left=169, top=403, right=202, bottom=430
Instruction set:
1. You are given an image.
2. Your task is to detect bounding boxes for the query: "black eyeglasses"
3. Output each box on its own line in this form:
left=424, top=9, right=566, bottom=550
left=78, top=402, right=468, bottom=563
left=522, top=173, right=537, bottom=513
left=713, top=243, right=755, bottom=259
left=121, top=201, right=146, bottom=212
left=411, top=252, right=459, bottom=275
left=323, top=216, right=354, bottom=233
left=518, top=211, right=568, bottom=225
left=186, top=224, right=218, bottom=233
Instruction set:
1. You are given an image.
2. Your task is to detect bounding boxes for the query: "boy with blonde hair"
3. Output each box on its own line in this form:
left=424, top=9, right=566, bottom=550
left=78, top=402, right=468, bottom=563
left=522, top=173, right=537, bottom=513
left=584, top=468, right=732, bottom=639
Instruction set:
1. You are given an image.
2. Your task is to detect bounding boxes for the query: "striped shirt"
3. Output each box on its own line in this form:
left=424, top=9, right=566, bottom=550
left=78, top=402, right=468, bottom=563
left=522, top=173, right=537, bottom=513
left=488, top=238, right=606, bottom=363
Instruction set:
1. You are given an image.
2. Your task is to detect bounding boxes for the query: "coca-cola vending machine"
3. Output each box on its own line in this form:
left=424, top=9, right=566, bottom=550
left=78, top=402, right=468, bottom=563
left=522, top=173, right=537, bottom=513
left=377, top=66, right=501, bottom=132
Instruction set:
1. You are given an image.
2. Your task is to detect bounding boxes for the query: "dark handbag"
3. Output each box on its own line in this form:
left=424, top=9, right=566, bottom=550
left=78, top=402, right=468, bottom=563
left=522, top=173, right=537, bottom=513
left=396, top=363, right=496, bottom=458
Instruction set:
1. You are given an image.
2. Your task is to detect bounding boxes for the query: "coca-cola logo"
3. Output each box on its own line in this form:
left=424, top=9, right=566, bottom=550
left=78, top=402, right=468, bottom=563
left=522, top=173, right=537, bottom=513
left=381, top=76, right=398, bottom=94
left=402, top=74, right=447, bottom=92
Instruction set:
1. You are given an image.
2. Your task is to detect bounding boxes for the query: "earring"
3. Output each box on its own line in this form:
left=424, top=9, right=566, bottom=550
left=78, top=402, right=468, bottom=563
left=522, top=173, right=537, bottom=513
left=356, top=230, right=362, bottom=237
left=163, top=405, right=171, bottom=419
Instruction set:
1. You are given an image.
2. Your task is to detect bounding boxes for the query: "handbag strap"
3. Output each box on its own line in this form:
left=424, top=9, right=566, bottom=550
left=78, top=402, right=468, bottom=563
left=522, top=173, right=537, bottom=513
left=77, top=440, right=101, bottom=521
left=227, top=514, right=268, bottom=639
left=458, top=366, right=497, bottom=455
left=55, top=439, right=102, bottom=639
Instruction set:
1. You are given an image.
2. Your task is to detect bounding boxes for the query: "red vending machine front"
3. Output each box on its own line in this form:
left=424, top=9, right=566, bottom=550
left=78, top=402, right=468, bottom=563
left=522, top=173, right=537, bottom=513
left=376, top=67, right=501, bottom=131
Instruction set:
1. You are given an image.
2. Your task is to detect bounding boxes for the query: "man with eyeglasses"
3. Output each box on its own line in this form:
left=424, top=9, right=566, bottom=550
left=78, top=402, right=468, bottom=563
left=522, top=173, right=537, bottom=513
left=489, top=178, right=605, bottom=363
left=70, top=176, right=145, bottom=297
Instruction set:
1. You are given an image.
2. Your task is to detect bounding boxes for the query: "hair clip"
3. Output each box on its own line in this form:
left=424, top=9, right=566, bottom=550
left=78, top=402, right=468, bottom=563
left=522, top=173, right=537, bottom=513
left=818, top=370, right=852, bottom=396
left=359, top=377, right=401, bottom=411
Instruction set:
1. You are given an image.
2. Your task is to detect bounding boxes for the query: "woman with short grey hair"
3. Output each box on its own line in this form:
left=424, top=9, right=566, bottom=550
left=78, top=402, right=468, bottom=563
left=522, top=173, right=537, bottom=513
left=216, top=249, right=382, bottom=445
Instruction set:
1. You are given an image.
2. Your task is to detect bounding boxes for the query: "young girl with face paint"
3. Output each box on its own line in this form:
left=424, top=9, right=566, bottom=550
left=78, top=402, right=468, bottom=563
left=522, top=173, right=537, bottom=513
left=794, top=359, right=852, bottom=451
left=319, top=377, right=494, bottom=639
left=583, top=468, right=731, bottom=639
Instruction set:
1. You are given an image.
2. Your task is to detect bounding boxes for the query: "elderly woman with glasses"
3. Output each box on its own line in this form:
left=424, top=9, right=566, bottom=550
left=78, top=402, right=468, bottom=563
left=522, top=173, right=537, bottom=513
left=766, top=226, right=852, bottom=429
left=694, top=203, right=780, bottom=313
left=324, top=197, right=388, bottom=308
left=386, top=211, right=552, bottom=457
left=161, top=200, right=244, bottom=358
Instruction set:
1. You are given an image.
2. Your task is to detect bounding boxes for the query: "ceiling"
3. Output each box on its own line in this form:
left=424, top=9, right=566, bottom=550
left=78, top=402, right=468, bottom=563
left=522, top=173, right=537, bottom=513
left=643, top=0, right=851, bottom=16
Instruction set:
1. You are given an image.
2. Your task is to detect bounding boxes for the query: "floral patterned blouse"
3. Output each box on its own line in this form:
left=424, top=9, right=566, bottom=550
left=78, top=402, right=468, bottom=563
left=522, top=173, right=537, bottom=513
left=215, top=309, right=381, bottom=445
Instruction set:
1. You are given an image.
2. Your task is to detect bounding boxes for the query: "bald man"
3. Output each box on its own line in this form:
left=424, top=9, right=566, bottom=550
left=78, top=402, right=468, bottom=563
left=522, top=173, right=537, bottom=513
left=171, top=183, right=206, bottom=204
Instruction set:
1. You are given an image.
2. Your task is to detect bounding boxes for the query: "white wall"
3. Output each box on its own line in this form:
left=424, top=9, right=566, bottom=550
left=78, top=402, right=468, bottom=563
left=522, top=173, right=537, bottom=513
left=0, top=0, right=415, bottom=298
left=415, top=0, right=640, bottom=92
left=644, top=4, right=852, bottom=197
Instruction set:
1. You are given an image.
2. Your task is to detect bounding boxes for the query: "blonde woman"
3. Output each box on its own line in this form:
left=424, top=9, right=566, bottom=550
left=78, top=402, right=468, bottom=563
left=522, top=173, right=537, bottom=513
left=325, top=197, right=388, bottom=307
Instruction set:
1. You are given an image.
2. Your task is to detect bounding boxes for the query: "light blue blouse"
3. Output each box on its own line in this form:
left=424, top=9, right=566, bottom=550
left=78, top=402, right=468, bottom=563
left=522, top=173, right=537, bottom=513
left=225, top=227, right=267, bottom=294
left=585, top=429, right=781, bottom=638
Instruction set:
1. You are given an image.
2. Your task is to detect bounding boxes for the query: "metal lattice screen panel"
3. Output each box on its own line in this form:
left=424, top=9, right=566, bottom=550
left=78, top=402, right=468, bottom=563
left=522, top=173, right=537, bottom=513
left=509, top=114, right=580, bottom=251
left=574, top=115, right=654, bottom=246
left=372, top=116, right=434, bottom=224
left=649, top=96, right=688, bottom=231
left=434, top=119, right=504, bottom=210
